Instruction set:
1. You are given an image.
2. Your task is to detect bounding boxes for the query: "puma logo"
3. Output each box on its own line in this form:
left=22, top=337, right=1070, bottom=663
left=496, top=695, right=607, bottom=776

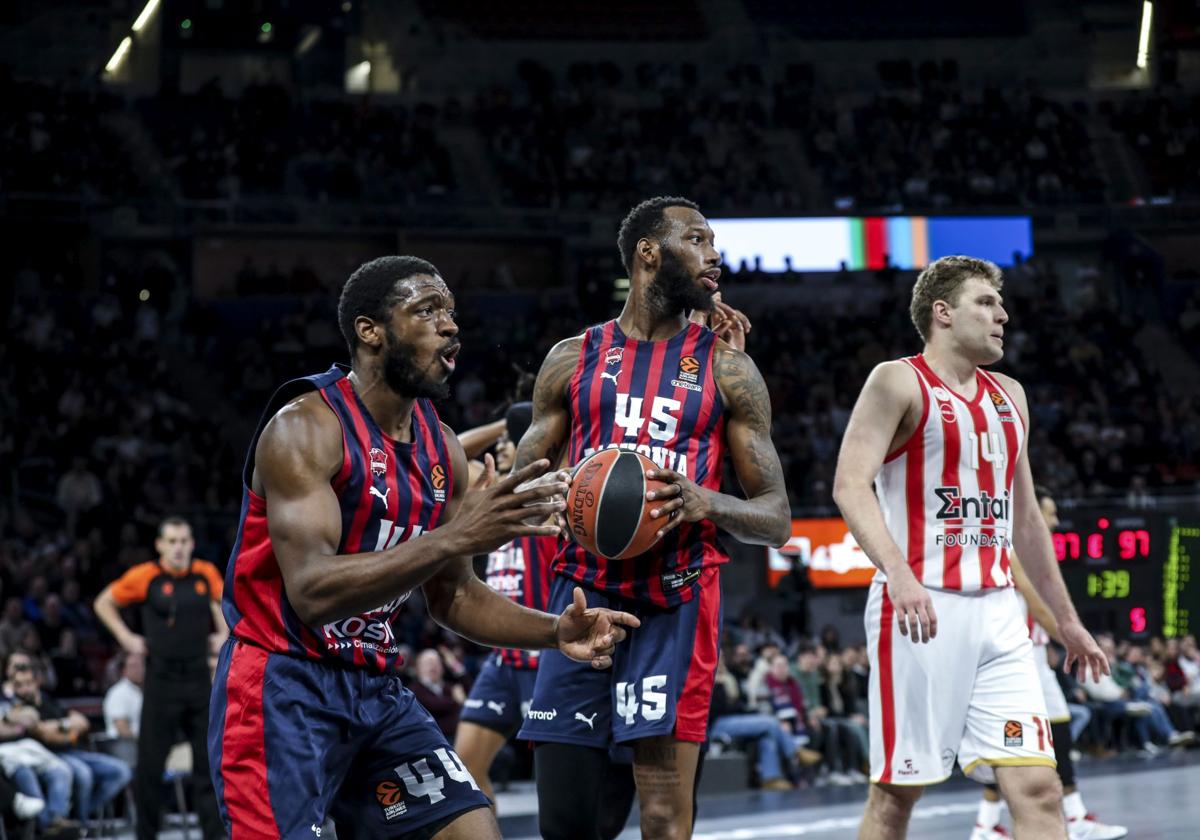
left=575, top=711, right=598, bottom=730
left=487, top=701, right=506, bottom=716
left=599, top=371, right=619, bottom=385
left=369, top=486, right=391, bottom=503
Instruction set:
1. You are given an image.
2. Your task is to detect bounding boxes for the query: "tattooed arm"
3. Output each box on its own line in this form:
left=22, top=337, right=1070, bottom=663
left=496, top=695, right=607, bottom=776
left=510, top=336, right=582, bottom=473
left=647, top=343, right=791, bottom=547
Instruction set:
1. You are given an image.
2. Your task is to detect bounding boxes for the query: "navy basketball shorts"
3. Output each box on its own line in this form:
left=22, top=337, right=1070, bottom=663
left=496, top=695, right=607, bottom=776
left=209, top=639, right=490, bottom=838
left=517, top=567, right=722, bottom=748
left=459, top=654, right=539, bottom=736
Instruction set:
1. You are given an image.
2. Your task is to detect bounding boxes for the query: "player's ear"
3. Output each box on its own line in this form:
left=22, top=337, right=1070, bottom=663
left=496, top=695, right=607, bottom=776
left=637, top=237, right=658, bottom=271
left=354, top=315, right=384, bottom=350
left=931, top=299, right=953, bottom=329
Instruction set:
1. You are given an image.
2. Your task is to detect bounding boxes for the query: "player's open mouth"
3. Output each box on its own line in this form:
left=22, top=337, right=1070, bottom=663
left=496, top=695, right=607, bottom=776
left=439, top=343, right=460, bottom=371
left=700, top=269, right=721, bottom=291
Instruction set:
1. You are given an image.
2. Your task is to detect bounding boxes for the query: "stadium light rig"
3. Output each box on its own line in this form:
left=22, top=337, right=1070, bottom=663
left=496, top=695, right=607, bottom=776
left=132, top=0, right=161, bottom=33
left=1137, top=1, right=1153, bottom=69
left=106, top=0, right=160, bottom=76
left=105, top=36, right=132, bottom=73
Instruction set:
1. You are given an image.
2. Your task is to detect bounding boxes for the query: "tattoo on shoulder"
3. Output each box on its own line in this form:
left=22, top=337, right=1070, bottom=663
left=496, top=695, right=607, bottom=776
left=533, top=338, right=582, bottom=414
left=714, top=348, right=771, bottom=433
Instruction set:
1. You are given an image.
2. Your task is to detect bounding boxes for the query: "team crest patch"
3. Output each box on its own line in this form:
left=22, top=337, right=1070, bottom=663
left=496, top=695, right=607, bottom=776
left=931, top=386, right=951, bottom=402
left=375, top=780, right=407, bottom=821
left=1004, top=720, right=1023, bottom=747
left=430, top=464, right=447, bottom=502
left=369, top=447, right=388, bottom=477
left=939, top=402, right=957, bottom=424
left=604, top=347, right=623, bottom=366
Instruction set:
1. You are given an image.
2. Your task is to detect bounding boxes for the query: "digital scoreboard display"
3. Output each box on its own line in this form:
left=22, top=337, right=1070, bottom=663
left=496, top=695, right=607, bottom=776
left=1164, top=520, right=1200, bottom=638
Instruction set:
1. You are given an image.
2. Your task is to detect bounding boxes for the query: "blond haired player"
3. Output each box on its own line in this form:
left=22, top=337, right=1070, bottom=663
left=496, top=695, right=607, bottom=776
left=833, top=255, right=1108, bottom=840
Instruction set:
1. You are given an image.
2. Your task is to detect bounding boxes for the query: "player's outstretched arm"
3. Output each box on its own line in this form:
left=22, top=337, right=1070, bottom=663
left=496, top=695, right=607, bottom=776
left=509, top=337, right=581, bottom=473
left=1000, top=375, right=1108, bottom=682
left=259, top=395, right=562, bottom=626
left=833, top=361, right=937, bottom=642
left=645, top=345, right=790, bottom=547
left=423, top=435, right=640, bottom=668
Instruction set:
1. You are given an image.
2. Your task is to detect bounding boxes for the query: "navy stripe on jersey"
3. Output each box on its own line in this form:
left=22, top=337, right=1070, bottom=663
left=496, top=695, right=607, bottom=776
left=223, top=364, right=452, bottom=673
left=556, top=321, right=728, bottom=607
left=484, top=535, right=557, bottom=669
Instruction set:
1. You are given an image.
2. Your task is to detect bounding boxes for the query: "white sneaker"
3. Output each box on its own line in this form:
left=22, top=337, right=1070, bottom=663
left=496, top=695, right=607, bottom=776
left=969, top=824, right=1011, bottom=840
left=846, top=769, right=868, bottom=784
left=1168, top=730, right=1195, bottom=746
left=829, top=771, right=855, bottom=785
left=1138, top=741, right=1163, bottom=757
left=1125, top=701, right=1152, bottom=717
left=12, top=792, right=44, bottom=820
left=1067, top=813, right=1128, bottom=839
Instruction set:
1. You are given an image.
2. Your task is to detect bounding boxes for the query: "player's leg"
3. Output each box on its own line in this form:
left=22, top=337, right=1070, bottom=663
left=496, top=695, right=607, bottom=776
left=631, top=735, right=701, bottom=840
left=858, top=783, right=923, bottom=840
left=971, top=784, right=1005, bottom=839
left=534, top=742, right=614, bottom=840
left=994, top=765, right=1064, bottom=839
left=453, top=723, right=507, bottom=806
left=136, top=670, right=185, bottom=840
left=179, top=669, right=224, bottom=839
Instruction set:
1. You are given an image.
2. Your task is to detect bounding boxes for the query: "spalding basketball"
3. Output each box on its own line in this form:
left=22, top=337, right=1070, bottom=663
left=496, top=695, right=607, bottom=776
left=566, top=449, right=671, bottom=560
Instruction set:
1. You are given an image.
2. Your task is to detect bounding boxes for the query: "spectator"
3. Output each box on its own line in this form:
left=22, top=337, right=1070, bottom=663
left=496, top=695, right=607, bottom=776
left=0, top=598, right=33, bottom=657
left=103, top=653, right=144, bottom=741
left=55, top=458, right=102, bottom=538
left=7, top=661, right=133, bottom=821
left=408, top=648, right=471, bottom=740
left=709, top=653, right=805, bottom=791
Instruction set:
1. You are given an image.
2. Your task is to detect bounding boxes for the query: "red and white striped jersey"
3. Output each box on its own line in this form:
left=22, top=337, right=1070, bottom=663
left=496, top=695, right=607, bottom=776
left=873, top=355, right=1026, bottom=593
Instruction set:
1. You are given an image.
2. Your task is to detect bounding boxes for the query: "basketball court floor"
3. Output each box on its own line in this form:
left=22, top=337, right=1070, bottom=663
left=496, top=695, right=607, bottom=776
left=498, top=750, right=1200, bottom=839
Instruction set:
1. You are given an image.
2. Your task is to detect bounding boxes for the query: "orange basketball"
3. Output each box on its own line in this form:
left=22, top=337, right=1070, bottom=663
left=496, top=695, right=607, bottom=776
left=375, top=780, right=402, bottom=806
left=566, top=449, right=671, bottom=560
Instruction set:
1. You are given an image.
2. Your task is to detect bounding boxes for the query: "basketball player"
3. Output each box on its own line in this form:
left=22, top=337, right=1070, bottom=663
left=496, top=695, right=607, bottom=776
left=513, top=196, right=791, bottom=840
left=208, top=256, right=641, bottom=839
left=833, top=255, right=1108, bottom=840
left=454, top=401, right=555, bottom=808
left=970, top=486, right=1127, bottom=840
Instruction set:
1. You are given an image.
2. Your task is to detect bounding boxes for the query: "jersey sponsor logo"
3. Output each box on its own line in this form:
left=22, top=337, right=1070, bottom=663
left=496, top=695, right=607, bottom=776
left=369, top=447, right=389, bottom=477
left=526, top=707, right=557, bottom=721
left=661, top=568, right=702, bottom=591
left=938, top=402, right=957, bottom=424
left=320, top=593, right=411, bottom=655
left=487, top=701, right=506, bottom=716
left=600, top=370, right=620, bottom=385
left=464, top=699, right=483, bottom=709
left=575, top=711, right=598, bottom=730
left=935, top=532, right=1010, bottom=548
left=941, top=749, right=956, bottom=771
left=897, top=758, right=919, bottom=777
left=369, top=485, right=391, bottom=503
left=933, top=487, right=1010, bottom=522
left=430, top=464, right=446, bottom=502
left=485, top=543, right=527, bottom=597
left=581, top=442, right=688, bottom=477
left=1004, top=720, right=1023, bottom=746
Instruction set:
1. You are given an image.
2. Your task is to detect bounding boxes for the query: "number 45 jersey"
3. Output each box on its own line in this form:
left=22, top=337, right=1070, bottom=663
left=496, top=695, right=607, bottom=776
left=558, top=320, right=728, bottom=608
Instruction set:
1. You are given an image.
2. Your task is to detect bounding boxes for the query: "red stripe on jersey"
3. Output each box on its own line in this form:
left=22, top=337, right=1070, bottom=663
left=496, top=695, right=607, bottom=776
left=878, top=586, right=897, bottom=783
left=593, top=322, right=620, bottom=453
left=232, top=494, right=287, bottom=650
left=637, top=337, right=672, bottom=606
left=980, top=370, right=1020, bottom=582
left=898, top=359, right=929, bottom=581
left=965, top=388, right=998, bottom=589
left=219, top=643, right=276, bottom=838
left=886, top=362, right=929, bottom=464
left=913, top=357, right=963, bottom=589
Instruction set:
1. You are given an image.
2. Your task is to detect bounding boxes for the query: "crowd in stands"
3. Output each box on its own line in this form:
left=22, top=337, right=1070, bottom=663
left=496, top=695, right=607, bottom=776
left=1108, top=86, right=1200, bottom=200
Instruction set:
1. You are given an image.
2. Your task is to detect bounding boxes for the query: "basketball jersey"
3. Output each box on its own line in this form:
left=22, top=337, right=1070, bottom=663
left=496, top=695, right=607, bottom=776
left=556, top=320, right=727, bottom=607
left=223, top=365, right=453, bottom=673
left=1016, top=591, right=1052, bottom=646
left=484, top=536, right=557, bottom=669
left=874, top=354, right=1026, bottom=593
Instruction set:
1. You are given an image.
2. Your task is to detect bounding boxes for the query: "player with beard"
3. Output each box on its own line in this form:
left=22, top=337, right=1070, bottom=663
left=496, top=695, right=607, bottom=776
left=513, top=197, right=791, bottom=840
left=209, top=256, right=641, bottom=839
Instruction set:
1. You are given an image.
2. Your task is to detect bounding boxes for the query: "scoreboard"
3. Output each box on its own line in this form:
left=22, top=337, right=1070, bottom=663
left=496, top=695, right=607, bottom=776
left=1054, top=507, right=1200, bottom=639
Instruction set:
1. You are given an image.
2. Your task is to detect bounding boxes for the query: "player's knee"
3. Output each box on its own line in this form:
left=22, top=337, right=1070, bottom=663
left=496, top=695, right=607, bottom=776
left=538, top=795, right=592, bottom=840
left=869, top=783, right=922, bottom=820
left=1002, top=767, right=1062, bottom=814
left=639, top=794, right=689, bottom=840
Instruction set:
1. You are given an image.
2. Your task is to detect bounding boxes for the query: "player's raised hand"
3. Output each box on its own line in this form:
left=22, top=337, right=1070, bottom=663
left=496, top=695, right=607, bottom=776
left=885, top=567, right=938, bottom=643
left=444, top=459, right=566, bottom=554
left=644, top=467, right=712, bottom=539
left=555, top=586, right=641, bottom=669
left=689, top=293, right=751, bottom=351
left=1059, top=619, right=1110, bottom=683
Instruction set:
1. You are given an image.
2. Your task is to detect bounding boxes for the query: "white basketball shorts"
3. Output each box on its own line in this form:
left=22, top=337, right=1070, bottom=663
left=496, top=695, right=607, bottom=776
left=864, top=580, right=1056, bottom=785
left=1033, top=642, right=1072, bottom=724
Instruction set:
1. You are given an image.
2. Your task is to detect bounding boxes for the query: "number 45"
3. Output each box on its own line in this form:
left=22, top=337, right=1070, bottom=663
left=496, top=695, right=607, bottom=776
left=615, top=675, right=668, bottom=725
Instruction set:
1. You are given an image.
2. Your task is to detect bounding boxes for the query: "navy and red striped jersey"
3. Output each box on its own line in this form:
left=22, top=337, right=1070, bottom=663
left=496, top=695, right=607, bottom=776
left=223, top=365, right=454, bottom=674
left=483, top=535, right=557, bottom=669
left=557, top=320, right=727, bottom=607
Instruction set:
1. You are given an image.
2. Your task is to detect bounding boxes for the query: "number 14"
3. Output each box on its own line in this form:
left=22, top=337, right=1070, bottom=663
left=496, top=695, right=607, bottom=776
left=967, top=431, right=1005, bottom=469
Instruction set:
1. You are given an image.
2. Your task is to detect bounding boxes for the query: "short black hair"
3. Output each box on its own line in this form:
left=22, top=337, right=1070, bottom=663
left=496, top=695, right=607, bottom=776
left=338, top=256, right=439, bottom=355
left=157, top=516, right=191, bottom=537
left=1033, top=485, right=1054, bottom=504
left=617, top=196, right=699, bottom=274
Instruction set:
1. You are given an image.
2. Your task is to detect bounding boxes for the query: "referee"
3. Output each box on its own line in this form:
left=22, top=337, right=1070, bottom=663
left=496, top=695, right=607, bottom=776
left=95, top=516, right=226, bottom=840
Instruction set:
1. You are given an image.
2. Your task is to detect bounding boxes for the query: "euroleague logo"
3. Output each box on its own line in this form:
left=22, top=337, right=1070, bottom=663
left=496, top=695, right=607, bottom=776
left=430, top=464, right=447, bottom=502
left=990, top=390, right=1017, bottom=423
left=369, top=447, right=389, bottom=477
left=1004, top=720, right=1024, bottom=747
left=375, top=780, right=407, bottom=820
left=672, top=354, right=703, bottom=393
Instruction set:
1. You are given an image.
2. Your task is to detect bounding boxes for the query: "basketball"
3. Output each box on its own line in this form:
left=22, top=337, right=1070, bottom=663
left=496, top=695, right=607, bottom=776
left=566, top=449, right=671, bottom=560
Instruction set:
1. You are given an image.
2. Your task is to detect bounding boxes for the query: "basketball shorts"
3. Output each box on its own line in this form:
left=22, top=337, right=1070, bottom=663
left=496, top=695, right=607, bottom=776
left=459, top=654, right=539, bottom=736
left=517, top=568, right=722, bottom=748
left=864, top=581, right=1055, bottom=786
left=210, top=639, right=489, bottom=838
left=1032, top=642, right=1072, bottom=723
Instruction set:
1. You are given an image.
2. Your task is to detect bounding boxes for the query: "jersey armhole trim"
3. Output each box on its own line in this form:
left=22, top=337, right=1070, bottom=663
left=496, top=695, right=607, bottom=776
left=884, top=360, right=929, bottom=464
left=979, top=369, right=1027, bottom=438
